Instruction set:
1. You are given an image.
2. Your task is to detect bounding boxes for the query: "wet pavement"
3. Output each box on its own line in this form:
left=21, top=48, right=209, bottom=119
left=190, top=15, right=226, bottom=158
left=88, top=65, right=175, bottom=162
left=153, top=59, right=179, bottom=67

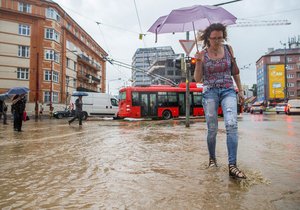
left=0, top=114, right=299, bottom=209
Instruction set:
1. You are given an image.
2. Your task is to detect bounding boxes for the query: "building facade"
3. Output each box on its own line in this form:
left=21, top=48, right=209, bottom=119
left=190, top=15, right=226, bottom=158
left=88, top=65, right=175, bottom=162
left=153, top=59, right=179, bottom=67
left=256, top=42, right=300, bottom=103
left=148, top=54, right=185, bottom=85
left=0, top=0, right=107, bottom=112
left=132, top=46, right=175, bottom=86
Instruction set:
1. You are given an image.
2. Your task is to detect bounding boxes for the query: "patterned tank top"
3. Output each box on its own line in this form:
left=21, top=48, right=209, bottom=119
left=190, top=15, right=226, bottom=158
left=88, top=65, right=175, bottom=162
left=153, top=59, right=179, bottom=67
left=203, top=45, right=234, bottom=89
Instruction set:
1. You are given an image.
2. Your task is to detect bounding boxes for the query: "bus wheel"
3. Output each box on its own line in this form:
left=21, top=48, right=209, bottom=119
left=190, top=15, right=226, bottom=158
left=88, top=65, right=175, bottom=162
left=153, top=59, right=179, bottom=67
left=162, top=110, right=172, bottom=120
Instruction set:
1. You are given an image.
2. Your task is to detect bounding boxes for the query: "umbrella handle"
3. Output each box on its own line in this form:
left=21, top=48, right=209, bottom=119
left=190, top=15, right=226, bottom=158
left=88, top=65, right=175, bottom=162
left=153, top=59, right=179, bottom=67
left=192, top=22, right=199, bottom=52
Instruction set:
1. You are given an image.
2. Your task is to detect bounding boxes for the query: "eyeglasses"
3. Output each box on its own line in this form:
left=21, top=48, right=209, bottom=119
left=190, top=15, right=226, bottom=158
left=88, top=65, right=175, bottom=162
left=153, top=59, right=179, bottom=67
left=209, top=37, right=224, bottom=41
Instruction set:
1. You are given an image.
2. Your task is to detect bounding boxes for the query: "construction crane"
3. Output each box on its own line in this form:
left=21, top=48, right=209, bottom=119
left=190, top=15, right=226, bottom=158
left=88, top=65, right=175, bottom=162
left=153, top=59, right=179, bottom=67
left=229, top=19, right=291, bottom=27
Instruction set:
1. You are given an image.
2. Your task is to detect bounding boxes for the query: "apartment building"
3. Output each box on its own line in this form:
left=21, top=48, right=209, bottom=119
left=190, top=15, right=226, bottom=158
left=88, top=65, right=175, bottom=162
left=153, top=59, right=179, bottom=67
left=256, top=39, right=300, bottom=102
left=132, top=46, right=175, bottom=86
left=0, top=0, right=107, bottom=112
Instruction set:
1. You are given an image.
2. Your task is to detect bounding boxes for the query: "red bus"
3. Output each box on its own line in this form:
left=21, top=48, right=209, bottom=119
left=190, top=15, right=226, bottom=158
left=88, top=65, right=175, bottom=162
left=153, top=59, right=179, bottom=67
left=118, top=82, right=241, bottom=120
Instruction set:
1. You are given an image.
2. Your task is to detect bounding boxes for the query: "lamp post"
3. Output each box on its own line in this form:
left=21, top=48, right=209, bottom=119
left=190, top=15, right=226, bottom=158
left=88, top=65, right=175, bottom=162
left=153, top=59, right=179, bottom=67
left=107, top=78, right=121, bottom=94
left=49, top=60, right=54, bottom=117
left=280, top=41, right=288, bottom=102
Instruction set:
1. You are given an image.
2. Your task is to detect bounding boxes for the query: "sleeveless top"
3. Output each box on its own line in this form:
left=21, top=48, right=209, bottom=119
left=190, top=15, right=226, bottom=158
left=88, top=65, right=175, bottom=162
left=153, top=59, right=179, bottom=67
left=203, top=45, right=234, bottom=89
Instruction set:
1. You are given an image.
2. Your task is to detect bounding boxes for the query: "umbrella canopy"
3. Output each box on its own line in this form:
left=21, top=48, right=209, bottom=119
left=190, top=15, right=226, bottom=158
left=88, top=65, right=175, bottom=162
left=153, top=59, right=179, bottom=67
left=7, top=87, right=29, bottom=95
left=148, top=5, right=237, bottom=34
left=0, top=93, right=10, bottom=101
left=72, top=92, right=89, bottom=97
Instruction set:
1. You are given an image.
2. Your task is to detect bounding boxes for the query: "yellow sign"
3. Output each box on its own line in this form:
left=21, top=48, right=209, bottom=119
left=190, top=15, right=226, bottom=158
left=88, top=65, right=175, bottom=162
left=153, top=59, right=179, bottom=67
left=268, top=65, right=285, bottom=98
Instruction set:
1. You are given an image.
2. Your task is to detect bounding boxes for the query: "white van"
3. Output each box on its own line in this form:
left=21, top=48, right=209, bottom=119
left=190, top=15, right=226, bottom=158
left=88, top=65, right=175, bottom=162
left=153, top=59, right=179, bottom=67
left=286, top=99, right=300, bottom=115
left=71, top=92, right=119, bottom=118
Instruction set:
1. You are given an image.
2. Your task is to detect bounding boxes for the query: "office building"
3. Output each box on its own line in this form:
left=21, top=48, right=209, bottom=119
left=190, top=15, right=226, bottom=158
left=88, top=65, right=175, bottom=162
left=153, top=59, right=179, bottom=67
left=132, top=46, right=175, bottom=86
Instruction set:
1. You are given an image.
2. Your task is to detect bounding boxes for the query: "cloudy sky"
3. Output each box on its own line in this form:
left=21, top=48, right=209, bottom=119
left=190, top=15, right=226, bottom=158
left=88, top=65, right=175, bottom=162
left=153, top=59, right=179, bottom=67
left=54, top=0, right=300, bottom=94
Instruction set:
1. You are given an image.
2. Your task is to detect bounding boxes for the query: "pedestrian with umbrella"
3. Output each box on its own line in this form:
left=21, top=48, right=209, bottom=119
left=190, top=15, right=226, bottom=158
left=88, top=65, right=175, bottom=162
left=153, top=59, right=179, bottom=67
left=0, top=93, right=9, bottom=125
left=194, top=23, right=246, bottom=179
left=68, top=92, right=88, bottom=126
left=11, top=94, right=27, bottom=132
left=148, top=4, right=245, bottom=179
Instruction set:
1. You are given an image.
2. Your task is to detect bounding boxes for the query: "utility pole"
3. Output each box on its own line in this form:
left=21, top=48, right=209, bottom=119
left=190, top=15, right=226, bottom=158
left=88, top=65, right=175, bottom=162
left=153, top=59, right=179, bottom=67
left=35, top=52, right=39, bottom=121
left=50, top=60, right=53, bottom=118
left=185, top=31, right=190, bottom=128
left=280, top=41, right=288, bottom=101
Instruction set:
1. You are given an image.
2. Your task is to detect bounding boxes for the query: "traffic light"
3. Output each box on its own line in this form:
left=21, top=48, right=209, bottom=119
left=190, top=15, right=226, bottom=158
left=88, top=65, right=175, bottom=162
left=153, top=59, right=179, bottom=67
left=189, top=57, right=196, bottom=82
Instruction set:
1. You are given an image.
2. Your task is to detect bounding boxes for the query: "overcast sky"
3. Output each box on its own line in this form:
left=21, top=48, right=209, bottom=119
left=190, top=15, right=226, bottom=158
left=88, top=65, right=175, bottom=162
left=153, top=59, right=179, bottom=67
left=54, top=0, right=300, bottom=94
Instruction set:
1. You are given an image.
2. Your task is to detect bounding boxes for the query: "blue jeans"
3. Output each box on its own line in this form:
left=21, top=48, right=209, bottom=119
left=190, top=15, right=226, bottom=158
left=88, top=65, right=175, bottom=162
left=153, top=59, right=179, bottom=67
left=202, top=87, right=238, bottom=165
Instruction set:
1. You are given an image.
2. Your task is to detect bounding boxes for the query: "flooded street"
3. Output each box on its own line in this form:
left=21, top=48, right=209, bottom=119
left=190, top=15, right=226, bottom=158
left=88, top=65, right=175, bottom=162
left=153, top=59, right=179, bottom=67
left=0, top=114, right=299, bottom=209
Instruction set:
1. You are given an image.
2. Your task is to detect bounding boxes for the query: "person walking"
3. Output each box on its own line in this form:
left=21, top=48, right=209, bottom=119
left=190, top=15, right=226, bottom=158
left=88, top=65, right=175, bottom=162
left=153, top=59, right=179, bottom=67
left=39, top=102, right=44, bottom=119
left=194, top=23, right=246, bottom=179
left=0, top=99, right=8, bottom=124
left=68, top=95, right=83, bottom=126
left=11, top=94, right=26, bottom=132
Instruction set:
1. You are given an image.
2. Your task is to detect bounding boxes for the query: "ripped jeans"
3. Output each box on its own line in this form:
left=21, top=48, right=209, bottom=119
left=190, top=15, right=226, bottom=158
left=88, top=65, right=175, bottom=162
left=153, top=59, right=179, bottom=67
left=202, top=87, right=238, bottom=165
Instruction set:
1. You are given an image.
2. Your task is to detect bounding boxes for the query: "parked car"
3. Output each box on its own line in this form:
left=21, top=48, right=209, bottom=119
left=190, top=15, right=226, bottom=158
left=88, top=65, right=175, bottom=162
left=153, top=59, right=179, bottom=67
left=285, top=99, right=300, bottom=115
left=53, top=109, right=88, bottom=120
left=250, top=102, right=266, bottom=114
left=275, top=103, right=287, bottom=114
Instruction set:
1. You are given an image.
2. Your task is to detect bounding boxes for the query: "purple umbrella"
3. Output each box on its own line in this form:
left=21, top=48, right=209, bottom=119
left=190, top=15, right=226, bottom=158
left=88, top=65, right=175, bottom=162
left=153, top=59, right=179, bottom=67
left=148, top=5, right=237, bottom=48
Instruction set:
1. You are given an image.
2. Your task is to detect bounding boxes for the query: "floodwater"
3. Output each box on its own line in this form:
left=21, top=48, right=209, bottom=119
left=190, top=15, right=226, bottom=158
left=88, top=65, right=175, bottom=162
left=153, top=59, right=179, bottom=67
left=0, top=114, right=299, bottom=209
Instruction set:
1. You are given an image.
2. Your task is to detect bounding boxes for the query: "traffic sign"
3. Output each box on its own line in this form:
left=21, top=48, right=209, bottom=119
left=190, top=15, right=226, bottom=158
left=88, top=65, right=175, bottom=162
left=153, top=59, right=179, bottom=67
left=179, top=40, right=195, bottom=56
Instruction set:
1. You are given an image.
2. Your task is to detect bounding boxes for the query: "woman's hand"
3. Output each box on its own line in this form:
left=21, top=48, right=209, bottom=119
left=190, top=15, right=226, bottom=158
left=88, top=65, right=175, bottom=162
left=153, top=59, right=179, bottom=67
left=238, top=90, right=245, bottom=105
left=194, top=51, right=204, bottom=62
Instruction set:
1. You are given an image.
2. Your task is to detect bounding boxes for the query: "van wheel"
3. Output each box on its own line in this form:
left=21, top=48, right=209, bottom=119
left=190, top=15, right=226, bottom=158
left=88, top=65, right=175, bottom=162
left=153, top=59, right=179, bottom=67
left=57, top=113, right=63, bottom=119
left=82, top=112, right=88, bottom=120
left=162, top=110, right=172, bottom=120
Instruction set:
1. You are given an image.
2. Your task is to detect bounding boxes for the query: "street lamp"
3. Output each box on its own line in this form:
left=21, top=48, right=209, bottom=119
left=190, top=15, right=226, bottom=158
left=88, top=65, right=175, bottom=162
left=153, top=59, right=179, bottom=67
left=280, top=41, right=288, bottom=101
left=107, top=78, right=121, bottom=94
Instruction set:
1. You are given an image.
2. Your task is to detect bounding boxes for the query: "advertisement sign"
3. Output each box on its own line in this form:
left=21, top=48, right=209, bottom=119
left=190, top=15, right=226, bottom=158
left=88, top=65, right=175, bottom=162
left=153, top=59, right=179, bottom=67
left=268, top=65, right=285, bottom=99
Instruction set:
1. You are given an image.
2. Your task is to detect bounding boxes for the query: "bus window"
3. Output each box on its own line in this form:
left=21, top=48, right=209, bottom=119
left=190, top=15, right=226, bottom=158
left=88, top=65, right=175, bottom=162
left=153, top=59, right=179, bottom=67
left=193, top=92, right=202, bottom=106
left=119, top=91, right=126, bottom=101
left=158, top=92, right=168, bottom=106
left=132, top=92, right=139, bottom=106
left=167, top=92, right=177, bottom=106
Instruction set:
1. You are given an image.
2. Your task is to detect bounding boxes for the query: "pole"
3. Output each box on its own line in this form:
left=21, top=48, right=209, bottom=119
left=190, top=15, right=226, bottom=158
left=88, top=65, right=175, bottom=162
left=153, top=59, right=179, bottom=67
left=35, top=52, right=39, bottom=121
left=284, top=44, right=288, bottom=101
left=65, top=79, right=69, bottom=109
left=50, top=60, right=53, bottom=118
left=185, top=31, right=190, bottom=127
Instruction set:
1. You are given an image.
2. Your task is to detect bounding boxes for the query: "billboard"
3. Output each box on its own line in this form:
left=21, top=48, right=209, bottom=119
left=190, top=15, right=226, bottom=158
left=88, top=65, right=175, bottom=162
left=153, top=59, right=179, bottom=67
left=268, top=65, right=285, bottom=99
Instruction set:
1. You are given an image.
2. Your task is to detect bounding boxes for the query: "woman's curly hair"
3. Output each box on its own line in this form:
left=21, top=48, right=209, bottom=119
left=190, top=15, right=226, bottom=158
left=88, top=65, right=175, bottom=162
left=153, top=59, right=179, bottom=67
left=198, top=23, right=227, bottom=48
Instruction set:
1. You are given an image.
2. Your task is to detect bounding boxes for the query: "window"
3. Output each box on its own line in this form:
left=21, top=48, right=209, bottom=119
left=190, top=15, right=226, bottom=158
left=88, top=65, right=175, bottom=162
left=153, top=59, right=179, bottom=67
left=44, top=91, right=51, bottom=103
left=17, top=68, right=29, bottom=80
left=44, top=70, right=51, bottom=81
left=66, top=58, right=70, bottom=68
left=73, top=62, right=77, bottom=71
left=45, top=28, right=60, bottom=42
left=45, top=50, right=60, bottom=63
left=46, top=8, right=60, bottom=22
left=66, top=22, right=71, bottom=30
left=289, top=91, right=295, bottom=96
left=18, top=2, right=31, bottom=13
left=53, top=92, right=59, bottom=103
left=18, top=46, right=30, bottom=58
left=287, top=83, right=294, bottom=87
left=270, top=56, right=280, bottom=63
left=287, top=57, right=292, bottom=62
left=287, top=74, right=294, bottom=79
left=53, top=71, right=59, bottom=83
left=44, top=91, right=59, bottom=103
left=19, top=24, right=30, bottom=36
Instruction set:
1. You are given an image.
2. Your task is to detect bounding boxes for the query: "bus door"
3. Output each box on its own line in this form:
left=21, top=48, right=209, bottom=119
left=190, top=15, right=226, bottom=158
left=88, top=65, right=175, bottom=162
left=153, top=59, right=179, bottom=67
left=140, top=93, right=149, bottom=117
left=149, top=93, right=157, bottom=116
left=179, top=93, right=185, bottom=115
